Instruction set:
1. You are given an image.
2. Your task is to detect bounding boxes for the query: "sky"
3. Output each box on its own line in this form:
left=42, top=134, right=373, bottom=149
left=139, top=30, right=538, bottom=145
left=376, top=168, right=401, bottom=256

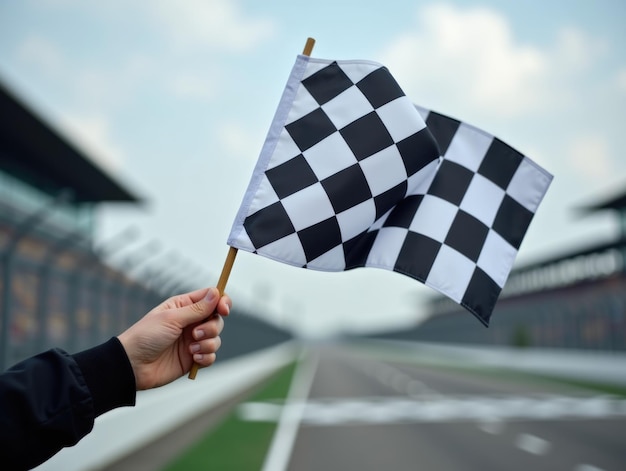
left=1, top=0, right=625, bottom=337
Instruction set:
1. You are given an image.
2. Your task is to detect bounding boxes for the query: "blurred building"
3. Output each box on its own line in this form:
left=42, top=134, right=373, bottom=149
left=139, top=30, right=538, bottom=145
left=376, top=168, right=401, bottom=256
left=0, top=80, right=152, bottom=369
left=0, top=80, right=293, bottom=371
left=375, top=186, right=626, bottom=352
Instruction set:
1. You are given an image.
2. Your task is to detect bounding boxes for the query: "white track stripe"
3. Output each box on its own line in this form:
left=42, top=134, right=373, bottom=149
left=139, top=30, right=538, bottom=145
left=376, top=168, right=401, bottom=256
left=261, top=350, right=319, bottom=471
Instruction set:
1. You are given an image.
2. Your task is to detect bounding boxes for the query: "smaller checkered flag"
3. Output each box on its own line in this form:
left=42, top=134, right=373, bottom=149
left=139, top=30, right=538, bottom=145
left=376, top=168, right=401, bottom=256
left=228, top=54, right=553, bottom=326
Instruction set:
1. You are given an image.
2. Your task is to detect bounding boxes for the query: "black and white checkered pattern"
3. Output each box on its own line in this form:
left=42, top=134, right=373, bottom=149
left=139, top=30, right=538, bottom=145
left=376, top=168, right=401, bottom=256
left=228, top=55, right=553, bottom=326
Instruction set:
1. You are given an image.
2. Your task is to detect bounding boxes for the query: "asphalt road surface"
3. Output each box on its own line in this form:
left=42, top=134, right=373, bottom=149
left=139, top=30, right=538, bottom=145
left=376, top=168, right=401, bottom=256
left=240, top=343, right=626, bottom=471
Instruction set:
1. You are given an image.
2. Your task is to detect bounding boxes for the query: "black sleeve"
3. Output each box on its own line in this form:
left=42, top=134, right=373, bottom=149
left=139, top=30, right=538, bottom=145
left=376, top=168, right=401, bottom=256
left=0, top=337, right=136, bottom=470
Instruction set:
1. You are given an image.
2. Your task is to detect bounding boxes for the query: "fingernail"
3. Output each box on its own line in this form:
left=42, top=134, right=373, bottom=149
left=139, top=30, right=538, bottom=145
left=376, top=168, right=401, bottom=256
left=204, top=288, right=217, bottom=302
left=195, top=329, right=205, bottom=340
left=193, top=353, right=203, bottom=362
left=191, top=343, right=201, bottom=353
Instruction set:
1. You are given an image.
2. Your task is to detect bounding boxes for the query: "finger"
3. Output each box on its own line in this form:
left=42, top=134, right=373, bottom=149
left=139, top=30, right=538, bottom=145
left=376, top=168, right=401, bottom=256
left=158, top=287, right=211, bottom=311
left=193, top=314, right=224, bottom=340
left=185, top=287, right=212, bottom=303
left=217, top=295, right=232, bottom=317
left=172, top=287, right=220, bottom=327
left=192, top=352, right=217, bottom=368
left=190, top=336, right=222, bottom=356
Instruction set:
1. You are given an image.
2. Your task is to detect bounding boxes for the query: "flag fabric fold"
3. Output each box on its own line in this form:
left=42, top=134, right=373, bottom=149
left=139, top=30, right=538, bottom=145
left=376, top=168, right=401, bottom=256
left=228, top=55, right=553, bottom=326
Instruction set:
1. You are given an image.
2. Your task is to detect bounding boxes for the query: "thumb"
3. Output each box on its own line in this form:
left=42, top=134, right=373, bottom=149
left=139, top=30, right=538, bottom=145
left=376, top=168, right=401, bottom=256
left=173, top=288, right=220, bottom=327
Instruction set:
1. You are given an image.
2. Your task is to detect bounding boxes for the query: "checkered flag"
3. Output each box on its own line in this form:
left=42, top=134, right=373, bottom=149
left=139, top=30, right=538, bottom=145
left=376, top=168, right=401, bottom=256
left=228, top=55, right=553, bottom=326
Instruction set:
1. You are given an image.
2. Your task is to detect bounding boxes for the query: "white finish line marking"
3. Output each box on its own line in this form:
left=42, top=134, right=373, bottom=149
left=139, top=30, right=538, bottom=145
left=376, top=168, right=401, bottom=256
left=477, top=420, right=504, bottom=435
left=239, top=395, right=626, bottom=425
left=515, top=433, right=551, bottom=455
left=573, top=465, right=606, bottom=471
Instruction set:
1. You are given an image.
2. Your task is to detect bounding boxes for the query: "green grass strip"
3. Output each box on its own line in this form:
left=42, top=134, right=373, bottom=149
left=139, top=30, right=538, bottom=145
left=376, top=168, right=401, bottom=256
left=162, top=361, right=298, bottom=471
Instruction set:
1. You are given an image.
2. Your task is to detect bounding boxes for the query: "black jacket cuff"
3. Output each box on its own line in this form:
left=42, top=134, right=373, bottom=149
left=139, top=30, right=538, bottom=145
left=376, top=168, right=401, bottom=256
left=73, top=337, right=136, bottom=416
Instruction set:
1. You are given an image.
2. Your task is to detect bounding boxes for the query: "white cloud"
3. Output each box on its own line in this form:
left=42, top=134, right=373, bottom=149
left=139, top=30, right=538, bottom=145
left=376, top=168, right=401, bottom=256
left=38, top=0, right=275, bottom=53
left=15, top=1, right=274, bottom=110
left=15, top=33, right=145, bottom=109
left=379, top=4, right=549, bottom=118
left=7, top=2, right=277, bottom=190
left=568, top=134, right=614, bottom=182
left=17, top=35, right=64, bottom=77
left=553, top=27, right=607, bottom=71
left=151, top=0, right=275, bottom=51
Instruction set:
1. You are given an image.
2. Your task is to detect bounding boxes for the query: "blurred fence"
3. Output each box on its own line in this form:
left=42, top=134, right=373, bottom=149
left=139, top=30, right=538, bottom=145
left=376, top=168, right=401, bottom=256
left=375, top=273, right=626, bottom=352
left=0, top=244, right=295, bottom=372
left=0, top=239, right=164, bottom=370
left=0, top=212, right=294, bottom=372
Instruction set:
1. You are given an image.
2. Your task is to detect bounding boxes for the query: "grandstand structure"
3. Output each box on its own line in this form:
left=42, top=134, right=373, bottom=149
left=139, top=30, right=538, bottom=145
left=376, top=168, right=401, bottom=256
left=0, top=80, right=293, bottom=371
left=387, top=186, right=626, bottom=352
left=0, top=80, right=155, bottom=370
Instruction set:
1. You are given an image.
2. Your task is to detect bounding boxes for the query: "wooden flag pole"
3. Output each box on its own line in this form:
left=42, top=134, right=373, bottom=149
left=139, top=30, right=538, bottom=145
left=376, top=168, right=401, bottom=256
left=303, top=37, right=316, bottom=56
left=188, top=37, right=316, bottom=380
left=188, top=246, right=238, bottom=379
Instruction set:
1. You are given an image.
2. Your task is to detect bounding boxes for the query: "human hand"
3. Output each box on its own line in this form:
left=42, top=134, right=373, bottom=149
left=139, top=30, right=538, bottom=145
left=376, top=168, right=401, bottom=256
left=117, top=287, right=231, bottom=390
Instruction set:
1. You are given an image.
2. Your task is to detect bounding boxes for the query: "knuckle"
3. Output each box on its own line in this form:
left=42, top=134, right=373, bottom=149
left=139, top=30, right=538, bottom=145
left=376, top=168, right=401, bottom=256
left=203, top=353, right=217, bottom=366
left=205, top=336, right=221, bottom=353
left=190, top=301, right=207, bottom=315
left=206, top=320, right=222, bottom=337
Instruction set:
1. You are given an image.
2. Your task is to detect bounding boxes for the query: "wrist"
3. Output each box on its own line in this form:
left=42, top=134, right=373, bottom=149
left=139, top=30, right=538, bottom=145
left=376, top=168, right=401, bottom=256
left=116, top=331, right=142, bottom=389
